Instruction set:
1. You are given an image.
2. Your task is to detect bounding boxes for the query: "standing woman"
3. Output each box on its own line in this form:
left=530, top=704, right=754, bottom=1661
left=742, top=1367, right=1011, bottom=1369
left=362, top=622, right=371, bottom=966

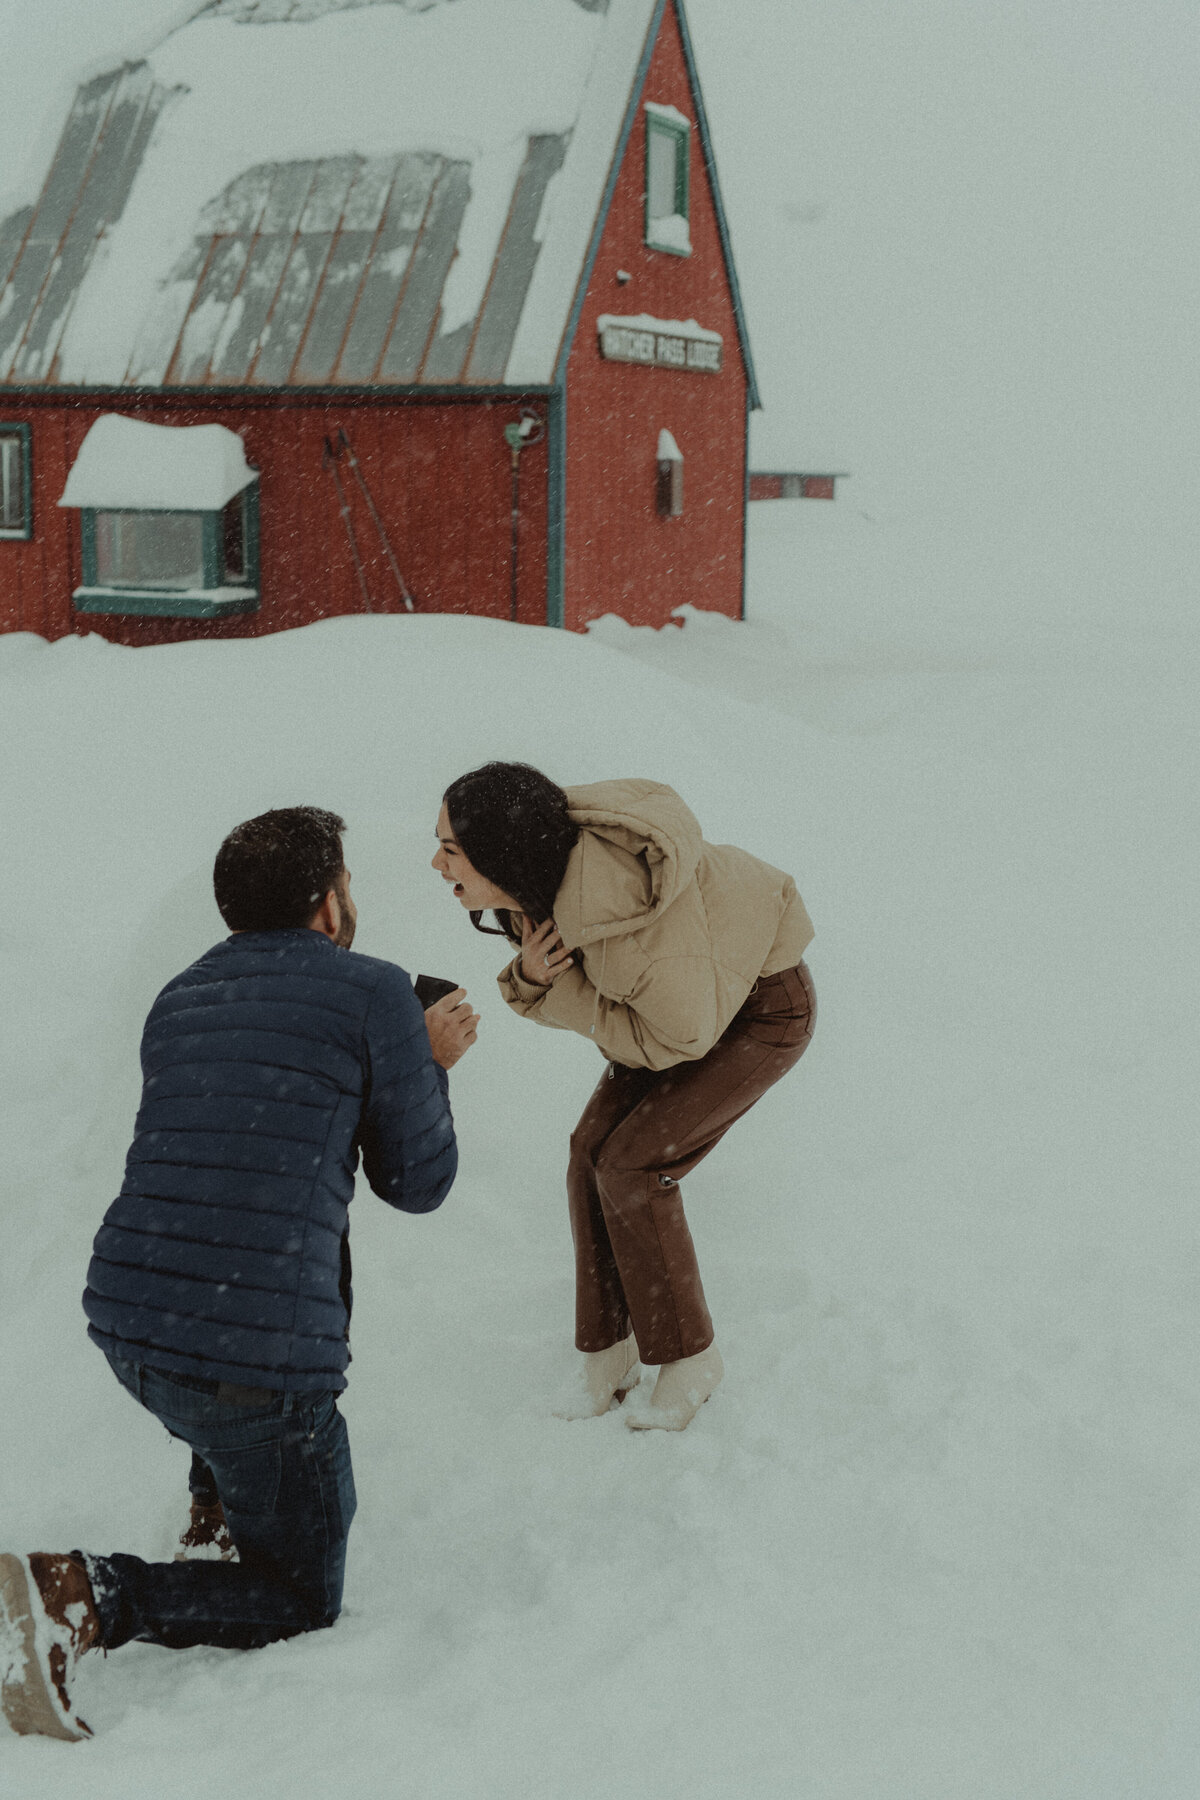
left=433, top=764, right=816, bottom=1431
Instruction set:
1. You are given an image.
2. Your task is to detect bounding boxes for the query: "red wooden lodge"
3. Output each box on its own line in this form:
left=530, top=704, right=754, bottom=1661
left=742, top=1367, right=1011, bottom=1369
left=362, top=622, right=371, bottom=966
left=0, top=0, right=760, bottom=645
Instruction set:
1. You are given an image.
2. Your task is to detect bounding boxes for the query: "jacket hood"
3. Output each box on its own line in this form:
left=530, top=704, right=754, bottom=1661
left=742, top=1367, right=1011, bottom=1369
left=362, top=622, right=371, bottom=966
left=556, top=780, right=703, bottom=947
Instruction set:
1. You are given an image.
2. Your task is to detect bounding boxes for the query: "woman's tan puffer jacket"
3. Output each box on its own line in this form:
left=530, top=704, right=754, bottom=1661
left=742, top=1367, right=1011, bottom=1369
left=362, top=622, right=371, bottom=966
left=497, top=779, right=813, bottom=1070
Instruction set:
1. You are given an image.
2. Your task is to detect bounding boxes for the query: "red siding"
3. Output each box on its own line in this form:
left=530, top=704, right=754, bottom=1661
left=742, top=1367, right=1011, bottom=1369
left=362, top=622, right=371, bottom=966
left=0, top=393, right=549, bottom=645
left=563, top=0, right=748, bottom=633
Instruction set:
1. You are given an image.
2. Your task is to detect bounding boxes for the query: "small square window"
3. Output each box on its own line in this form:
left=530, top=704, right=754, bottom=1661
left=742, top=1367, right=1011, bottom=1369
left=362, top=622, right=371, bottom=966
left=644, top=106, right=691, bottom=256
left=0, top=424, right=32, bottom=540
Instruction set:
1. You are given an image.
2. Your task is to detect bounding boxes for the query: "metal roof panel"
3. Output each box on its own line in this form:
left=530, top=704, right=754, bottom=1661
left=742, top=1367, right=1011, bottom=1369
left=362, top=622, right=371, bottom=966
left=13, top=66, right=162, bottom=384
left=167, top=238, right=251, bottom=385
left=466, top=133, right=568, bottom=385
left=288, top=156, right=402, bottom=384
left=386, top=160, right=471, bottom=383
left=251, top=237, right=328, bottom=386
left=0, top=70, right=123, bottom=378
left=333, top=154, right=440, bottom=384
left=209, top=161, right=319, bottom=382
left=0, top=208, right=33, bottom=299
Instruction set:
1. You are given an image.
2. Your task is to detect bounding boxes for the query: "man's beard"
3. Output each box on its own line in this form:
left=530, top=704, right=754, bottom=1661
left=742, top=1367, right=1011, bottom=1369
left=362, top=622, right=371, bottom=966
left=334, top=881, right=356, bottom=949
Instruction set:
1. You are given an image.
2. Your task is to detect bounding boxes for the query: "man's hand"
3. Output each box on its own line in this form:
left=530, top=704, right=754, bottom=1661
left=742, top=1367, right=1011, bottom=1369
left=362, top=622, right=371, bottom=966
left=425, top=988, right=480, bottom=1070
left=520, top=917, right=573, bottom=986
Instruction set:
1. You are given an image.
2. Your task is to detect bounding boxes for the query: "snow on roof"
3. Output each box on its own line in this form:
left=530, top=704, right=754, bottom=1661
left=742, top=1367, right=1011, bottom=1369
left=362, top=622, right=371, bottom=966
left=58, top=413, right=257, bottom=510
left=0, top=0, right=658, bottom=391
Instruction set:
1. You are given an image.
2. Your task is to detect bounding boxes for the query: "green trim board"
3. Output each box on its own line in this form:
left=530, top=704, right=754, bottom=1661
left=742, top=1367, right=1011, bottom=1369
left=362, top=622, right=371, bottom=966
left=545, top=386, right=566, bottom=629
left=672, top=0, right=760, bottom=408
left=552, top=0, right=667, bottom=391
left=73, top=588, right=258, bottom=619
left=0, top=421, right=33, bottom=538
left=739, top=387, right=749, bottom=620
left=241, top=479, right=260, bottom=592
left=79, top=504, right=96, bottom=577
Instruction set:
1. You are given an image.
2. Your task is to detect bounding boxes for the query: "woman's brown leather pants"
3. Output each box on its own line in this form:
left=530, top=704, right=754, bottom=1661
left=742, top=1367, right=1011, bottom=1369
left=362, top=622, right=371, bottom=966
left=566, top=960, right=816, bottom=1364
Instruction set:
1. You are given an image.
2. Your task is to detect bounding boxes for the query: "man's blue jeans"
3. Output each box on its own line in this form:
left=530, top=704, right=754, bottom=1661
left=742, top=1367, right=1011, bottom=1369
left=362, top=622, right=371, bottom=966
left=83, top=1352, right=357, bottom=1651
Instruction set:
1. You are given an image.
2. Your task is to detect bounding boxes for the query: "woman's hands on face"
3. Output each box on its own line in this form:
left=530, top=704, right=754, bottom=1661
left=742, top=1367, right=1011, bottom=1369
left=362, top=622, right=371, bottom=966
left=520, top=916, right=573, bottom=987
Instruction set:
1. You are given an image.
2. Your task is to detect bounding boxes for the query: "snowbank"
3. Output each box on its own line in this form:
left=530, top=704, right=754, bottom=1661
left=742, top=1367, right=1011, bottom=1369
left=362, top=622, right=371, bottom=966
left=1, top=505, right=1198, bottom=1796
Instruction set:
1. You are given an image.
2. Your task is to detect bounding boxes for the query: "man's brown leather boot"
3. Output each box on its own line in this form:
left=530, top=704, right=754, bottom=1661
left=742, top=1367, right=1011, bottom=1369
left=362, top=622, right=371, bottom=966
left=0, top=1552, right=99, bottom=1740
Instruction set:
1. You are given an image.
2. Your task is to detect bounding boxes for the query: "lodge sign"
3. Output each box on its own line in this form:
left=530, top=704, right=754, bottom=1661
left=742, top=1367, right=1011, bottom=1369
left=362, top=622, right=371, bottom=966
left=598, top=317, right=723, bottom=374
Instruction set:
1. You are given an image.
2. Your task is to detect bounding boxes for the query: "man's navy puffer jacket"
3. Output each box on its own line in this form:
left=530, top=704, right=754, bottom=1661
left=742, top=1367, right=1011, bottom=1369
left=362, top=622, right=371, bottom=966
left=83, top=930, right=457, bottom=1392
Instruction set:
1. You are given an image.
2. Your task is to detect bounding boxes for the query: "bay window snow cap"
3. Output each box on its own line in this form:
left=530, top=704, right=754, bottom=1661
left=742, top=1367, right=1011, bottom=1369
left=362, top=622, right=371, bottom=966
left=59, top=415, right=257, bottom=511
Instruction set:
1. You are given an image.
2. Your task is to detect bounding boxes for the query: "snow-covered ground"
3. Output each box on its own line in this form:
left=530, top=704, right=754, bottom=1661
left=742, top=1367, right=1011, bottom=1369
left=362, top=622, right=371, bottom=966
left=2, top=497, right=1198, bottom=1796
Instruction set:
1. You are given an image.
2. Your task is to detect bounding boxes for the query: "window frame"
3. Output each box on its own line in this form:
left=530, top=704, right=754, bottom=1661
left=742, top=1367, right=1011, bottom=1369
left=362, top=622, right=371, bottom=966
left=0, top=422, right=33, bottom=541
left=643, top=107, right=691, bottom=257
left=74, top=483, right=260, bottom=619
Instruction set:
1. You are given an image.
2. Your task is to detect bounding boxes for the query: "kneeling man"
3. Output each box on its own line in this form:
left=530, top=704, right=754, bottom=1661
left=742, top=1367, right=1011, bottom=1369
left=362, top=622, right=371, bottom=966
left=1, top=807, right=477, bottom=1740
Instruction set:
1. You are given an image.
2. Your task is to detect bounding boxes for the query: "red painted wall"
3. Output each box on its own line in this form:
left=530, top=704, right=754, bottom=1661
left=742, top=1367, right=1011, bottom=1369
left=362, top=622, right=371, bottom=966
left=563, top=0, right=749, bottom=633
left=0, top=393, right=549, bottom=644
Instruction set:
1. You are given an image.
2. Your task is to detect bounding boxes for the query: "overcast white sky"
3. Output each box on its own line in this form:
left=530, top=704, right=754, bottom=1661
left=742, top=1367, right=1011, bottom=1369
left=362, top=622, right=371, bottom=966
left=3, top=0, right=1199, bottom=623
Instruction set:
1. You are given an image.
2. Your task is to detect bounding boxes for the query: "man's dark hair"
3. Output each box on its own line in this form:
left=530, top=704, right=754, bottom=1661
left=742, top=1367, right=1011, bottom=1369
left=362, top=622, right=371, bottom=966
left=213, top=807, right=348, bottom=932
left=443, top=762, right=578, bottom=942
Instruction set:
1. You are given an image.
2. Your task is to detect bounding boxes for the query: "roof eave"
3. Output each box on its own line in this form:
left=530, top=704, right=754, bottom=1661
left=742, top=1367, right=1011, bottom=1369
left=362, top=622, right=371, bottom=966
left=551, top=0, right=667, bottom=391
left=674, top=0, right=761, bottom=410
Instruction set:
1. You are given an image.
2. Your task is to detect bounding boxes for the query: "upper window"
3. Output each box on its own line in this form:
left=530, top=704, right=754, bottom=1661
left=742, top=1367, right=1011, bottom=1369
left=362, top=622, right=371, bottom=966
left=0, top=424, right=32, bottom=540
left=644, top=104, right=691, bottom=256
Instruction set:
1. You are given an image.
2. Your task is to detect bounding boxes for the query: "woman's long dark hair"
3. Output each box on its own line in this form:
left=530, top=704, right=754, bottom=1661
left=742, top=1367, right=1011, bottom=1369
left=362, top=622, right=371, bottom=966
left=443, top=762, right=578, bottom=944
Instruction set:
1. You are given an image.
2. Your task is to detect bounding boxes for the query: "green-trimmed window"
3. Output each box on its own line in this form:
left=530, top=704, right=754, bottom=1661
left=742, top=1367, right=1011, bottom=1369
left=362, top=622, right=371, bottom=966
left=644, top=103, right=691, bottom=256
left=75, top=485, right=259, bottom=620
left=0, top=423, right=32, bottom=540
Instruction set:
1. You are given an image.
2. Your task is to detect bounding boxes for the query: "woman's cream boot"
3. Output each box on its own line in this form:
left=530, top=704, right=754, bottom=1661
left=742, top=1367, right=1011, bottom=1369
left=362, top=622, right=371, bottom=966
left=626, top=1344, right=724, bottom=1431
left=554, top=1332, right=641, bottom=1419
